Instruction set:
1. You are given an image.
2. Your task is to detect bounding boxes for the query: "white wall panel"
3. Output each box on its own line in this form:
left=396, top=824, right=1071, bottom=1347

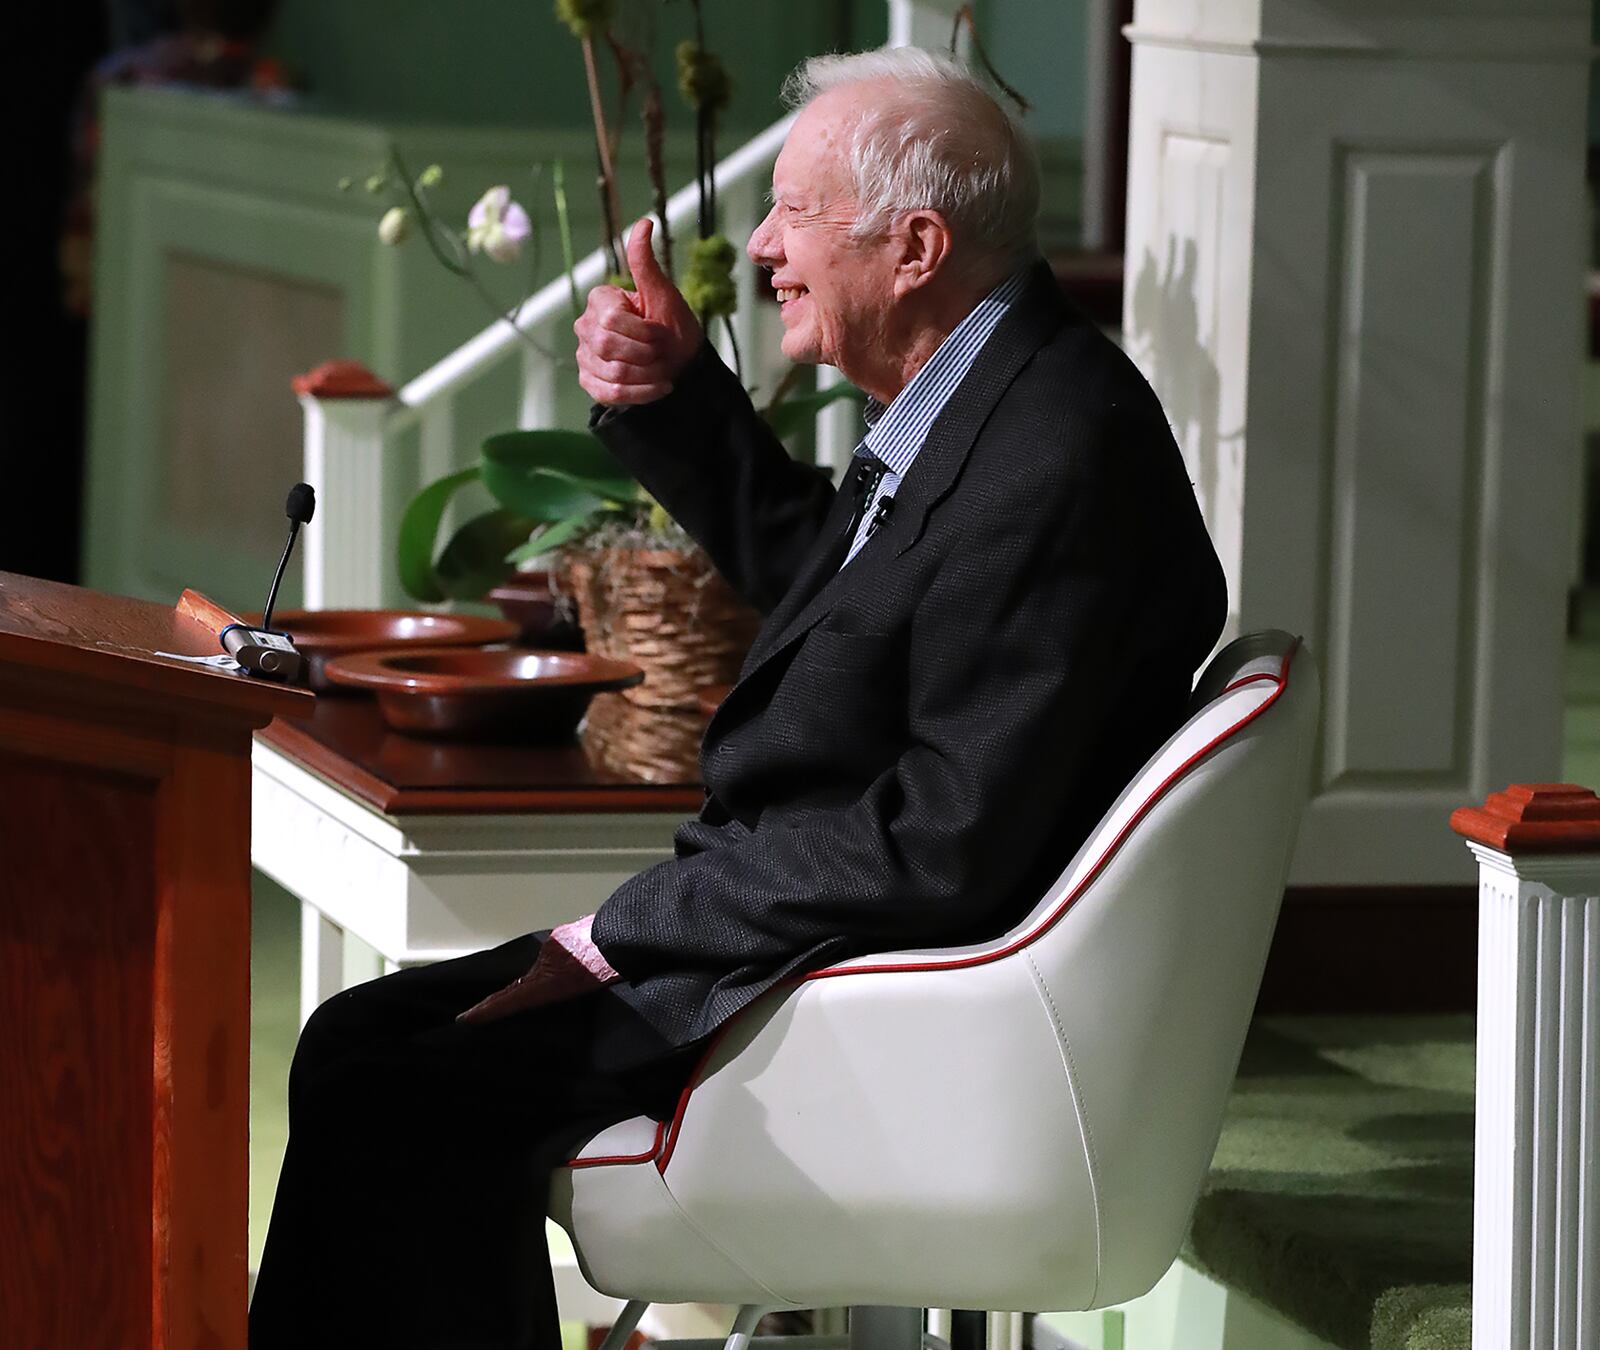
left=1323, top=150, right=1493, bottom=787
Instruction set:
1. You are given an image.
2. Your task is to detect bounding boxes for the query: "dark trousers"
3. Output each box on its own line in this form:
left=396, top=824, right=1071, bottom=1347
left=248, top=933, right=700, bottom=1350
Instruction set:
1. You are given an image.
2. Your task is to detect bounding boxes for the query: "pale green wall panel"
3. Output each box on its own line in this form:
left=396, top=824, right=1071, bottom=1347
left=263, top=0, right=860, bottom=132
left=84, top=87, right=697, bottom=610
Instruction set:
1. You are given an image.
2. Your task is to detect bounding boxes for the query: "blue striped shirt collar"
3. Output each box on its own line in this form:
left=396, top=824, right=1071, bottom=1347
left=859, top=265, right=1032, bottom=477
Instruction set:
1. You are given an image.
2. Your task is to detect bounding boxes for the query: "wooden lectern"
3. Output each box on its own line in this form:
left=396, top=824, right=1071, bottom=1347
left=0, top=572, right=311, bottom=1350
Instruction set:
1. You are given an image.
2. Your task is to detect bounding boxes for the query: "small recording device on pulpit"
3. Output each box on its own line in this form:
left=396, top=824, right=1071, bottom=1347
left=218, top=482, right=315, bottom=682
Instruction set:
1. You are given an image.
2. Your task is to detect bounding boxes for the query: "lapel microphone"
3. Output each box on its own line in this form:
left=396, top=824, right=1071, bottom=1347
left=218, top=482, right=316, bottom=682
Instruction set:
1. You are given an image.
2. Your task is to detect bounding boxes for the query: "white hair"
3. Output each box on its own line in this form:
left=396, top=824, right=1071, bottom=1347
left=781, top=47, right=1040, bottom=271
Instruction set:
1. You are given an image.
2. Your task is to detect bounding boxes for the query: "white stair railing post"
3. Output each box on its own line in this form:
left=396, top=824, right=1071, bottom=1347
left=418, top=398, right=459, bottom=494
left=888, top=0, right=967, bottom=53
left=727, top=172, right=767, bottom=393
left=1451, top=784, right=1600, bottom=1350
left=519, top=337, right=561, bottom=430
left=292, top=360, right=397, bottom=610
left=815, top=365, right=859, bottom=479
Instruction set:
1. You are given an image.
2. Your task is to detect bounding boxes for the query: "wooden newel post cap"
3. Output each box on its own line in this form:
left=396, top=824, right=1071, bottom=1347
left=1450, top=783, right=1600, bottom=853
left=291, top=359, right=393, bottom=400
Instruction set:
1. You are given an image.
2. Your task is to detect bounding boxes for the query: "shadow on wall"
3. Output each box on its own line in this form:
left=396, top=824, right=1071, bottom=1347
left=1127, top=237, right=1228, bottom=522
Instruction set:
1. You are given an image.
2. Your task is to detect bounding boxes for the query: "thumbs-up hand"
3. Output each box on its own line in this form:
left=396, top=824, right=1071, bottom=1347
left=575, top=218, right=702, bottom=406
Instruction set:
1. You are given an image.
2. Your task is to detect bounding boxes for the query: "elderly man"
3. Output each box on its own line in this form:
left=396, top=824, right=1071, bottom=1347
left=248, top=47, right=1225, bottom=1350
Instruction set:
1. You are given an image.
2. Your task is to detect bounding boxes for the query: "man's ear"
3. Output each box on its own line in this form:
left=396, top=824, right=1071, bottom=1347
left=893, top=209, right=954, bottom=295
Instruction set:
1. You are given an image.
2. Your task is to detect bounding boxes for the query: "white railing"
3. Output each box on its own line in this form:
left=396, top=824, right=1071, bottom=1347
left=298, top=109, right=869, bottom=611
left=391, top=114, right=794, bottom=428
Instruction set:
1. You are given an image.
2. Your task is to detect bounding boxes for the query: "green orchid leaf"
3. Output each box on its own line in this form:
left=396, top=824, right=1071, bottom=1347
left=396, top=465, right=482, bottom=603
left=480, top=463, right=606, bottom=522
left=504, top=512, right=596, bottom=562
left=481, top=430, right=635, bottom=502
left=478, top=429, right=636, bottom=524
left=433, top=508, right=539, bottom=600
left=763, top=381, right=866, bottom=443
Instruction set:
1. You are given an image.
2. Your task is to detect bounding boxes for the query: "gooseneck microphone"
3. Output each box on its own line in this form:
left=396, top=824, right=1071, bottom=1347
left=219, top=482, right=317, bottom=682
left=263, top=482, right=316, bottom=630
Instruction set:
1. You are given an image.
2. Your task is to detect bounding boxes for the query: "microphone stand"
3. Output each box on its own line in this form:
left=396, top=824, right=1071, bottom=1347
left=261, top=522, right=300, bottom=632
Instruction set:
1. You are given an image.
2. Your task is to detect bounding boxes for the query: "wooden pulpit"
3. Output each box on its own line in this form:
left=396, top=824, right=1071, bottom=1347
left=0, top=572, right=311, bottom=1350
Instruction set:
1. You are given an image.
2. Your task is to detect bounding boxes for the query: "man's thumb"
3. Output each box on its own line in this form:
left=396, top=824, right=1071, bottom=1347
left=626, top=218, right=678, bottom=315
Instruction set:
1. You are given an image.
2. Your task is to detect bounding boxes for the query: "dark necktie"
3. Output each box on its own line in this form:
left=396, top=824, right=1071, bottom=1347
left=822, top=449, right=889, bottom=576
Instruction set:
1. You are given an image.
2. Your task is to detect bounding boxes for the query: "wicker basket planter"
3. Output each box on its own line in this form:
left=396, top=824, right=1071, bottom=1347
left=562, top=547, right=759, bottom=713
left=580, top=693, right=706, bottom=784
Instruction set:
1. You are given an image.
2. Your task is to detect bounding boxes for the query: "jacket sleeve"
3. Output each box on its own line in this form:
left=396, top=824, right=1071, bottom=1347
left=590, top=342, right=841, bottom=615
left=589, top=438, right=1153, bottom=979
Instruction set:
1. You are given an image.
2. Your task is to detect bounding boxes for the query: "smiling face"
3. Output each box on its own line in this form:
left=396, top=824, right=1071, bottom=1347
left=746, top=88, right=900, bottom=383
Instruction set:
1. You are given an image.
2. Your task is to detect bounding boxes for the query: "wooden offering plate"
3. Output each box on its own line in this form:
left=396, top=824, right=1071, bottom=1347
left=323, top=647, right=644, bottom=741
left=267, top=609, right=519, bottom=691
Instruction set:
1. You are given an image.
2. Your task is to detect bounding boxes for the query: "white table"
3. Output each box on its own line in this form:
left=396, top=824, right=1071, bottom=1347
left=251, top=735, right=683, bottom=1024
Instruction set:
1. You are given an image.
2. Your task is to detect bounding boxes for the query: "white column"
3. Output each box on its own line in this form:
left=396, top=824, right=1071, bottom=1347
left=888, top=0, right=967, bottom=54
left=1123, top=0, right=1589, bottom=884
left=518, top=341, right=559, bottom=430
left=1453, top=785, right=1600, bottom=1350
left=726, top=173, right=768, bottom=394
left=418, top=398, right=458, bottom=495
left=814, top=366, right=859, bottom=480
left=294, top=360, right=400, bottom=610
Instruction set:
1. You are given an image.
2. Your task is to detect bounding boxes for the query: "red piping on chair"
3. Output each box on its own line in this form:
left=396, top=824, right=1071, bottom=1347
left=570, top=639, right=1300, bottom=1176
left=564, top=1118, right=669, bottom=1169
left=1220, top=671, right=1283, bottom=696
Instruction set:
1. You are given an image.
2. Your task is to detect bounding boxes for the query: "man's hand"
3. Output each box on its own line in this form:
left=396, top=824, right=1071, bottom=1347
left=455, top=937, right=602, bottom=1025
left=575, top=218, right=702, bottom=406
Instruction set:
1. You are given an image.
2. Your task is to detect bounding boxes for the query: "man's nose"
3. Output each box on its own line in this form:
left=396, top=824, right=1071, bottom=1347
left=747, top=206, right=780, bottom=265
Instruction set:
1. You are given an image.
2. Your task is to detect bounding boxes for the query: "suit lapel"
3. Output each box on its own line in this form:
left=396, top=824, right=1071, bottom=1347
left=709, top=263, right=1074, bottom=738
left=736, top=467, right=866, bottom=674
left=886, top=263, right=1073, bottom=558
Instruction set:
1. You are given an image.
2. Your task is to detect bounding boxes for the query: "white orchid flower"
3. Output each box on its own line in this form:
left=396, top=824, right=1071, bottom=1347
left=467, top=185, right=532, bottom=263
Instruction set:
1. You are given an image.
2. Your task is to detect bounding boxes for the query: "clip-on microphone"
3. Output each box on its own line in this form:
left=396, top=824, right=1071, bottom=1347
left=218, top=482, right=315, bottom=681
left=866, top=493, right=894, bottom=539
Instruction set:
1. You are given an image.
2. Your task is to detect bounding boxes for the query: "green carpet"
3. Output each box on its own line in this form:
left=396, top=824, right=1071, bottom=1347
left=1181, top=1016, right=1474, bottom=1350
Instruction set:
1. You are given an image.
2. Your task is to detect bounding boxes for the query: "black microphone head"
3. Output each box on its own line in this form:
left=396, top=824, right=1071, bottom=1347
left=285, top=482, right=316, bottom=525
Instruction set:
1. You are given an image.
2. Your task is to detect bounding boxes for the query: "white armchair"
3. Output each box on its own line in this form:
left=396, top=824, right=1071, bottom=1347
left=549, top=630, right=1319, bottom=1341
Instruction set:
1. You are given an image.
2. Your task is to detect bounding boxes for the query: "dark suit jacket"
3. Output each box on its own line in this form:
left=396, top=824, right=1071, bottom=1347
left=589, top=261, right=1228, bottom=1047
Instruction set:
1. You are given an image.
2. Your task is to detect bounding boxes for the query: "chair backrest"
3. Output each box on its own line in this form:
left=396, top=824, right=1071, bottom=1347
left=1006, top=629, right=1319, bottom=1300
left=708, top=629, right=1317, bottom=1302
